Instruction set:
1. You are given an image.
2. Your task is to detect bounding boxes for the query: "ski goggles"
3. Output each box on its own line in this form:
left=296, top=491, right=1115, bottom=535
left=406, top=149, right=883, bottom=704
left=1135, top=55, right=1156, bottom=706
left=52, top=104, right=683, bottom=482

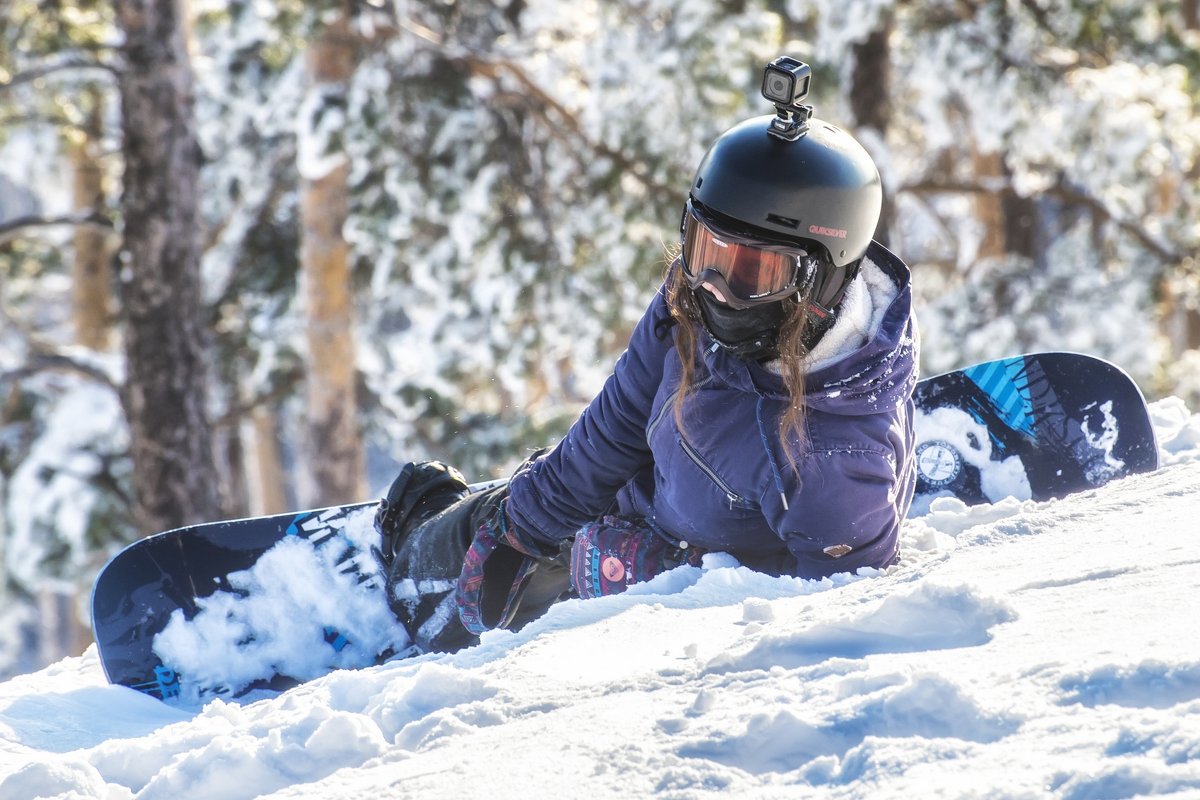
left=680, top=199, right=817, bottom=309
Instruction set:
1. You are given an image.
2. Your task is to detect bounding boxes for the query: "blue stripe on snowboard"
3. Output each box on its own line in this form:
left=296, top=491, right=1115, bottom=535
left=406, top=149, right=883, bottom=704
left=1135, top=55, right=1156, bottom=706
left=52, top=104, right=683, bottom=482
left=132, top=665, right=181, bottom=700
left=963, top=358, right=1036, bottom=437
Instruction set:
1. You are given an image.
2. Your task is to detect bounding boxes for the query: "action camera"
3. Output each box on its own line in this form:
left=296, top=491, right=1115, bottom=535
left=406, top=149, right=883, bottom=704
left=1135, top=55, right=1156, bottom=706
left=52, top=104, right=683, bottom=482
left=761, top=56, right=812, bottom=108
left=762, top=56, right=814, bottom=141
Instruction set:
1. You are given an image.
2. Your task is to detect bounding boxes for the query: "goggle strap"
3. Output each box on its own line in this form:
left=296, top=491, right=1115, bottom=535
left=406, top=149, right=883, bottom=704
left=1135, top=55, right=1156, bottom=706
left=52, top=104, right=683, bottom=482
left=807, top=300, right=834, bottom=320
left=811, top=258, right=862, bottom=314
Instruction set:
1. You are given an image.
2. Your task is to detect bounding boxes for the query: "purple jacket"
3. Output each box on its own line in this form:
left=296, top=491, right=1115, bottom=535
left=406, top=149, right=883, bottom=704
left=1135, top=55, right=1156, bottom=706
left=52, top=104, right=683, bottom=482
left=507, top=242, right=918, bottom=579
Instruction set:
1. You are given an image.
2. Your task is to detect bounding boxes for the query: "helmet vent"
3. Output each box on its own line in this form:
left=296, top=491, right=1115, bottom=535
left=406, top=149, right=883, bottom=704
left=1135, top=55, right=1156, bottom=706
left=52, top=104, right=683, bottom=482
left=765, top=213, right=800, bottom=229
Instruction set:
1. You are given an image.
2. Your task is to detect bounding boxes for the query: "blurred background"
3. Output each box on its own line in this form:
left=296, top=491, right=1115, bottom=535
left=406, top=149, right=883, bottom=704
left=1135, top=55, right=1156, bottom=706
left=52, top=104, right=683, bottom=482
left=1, top=0, right=1197, bottom=677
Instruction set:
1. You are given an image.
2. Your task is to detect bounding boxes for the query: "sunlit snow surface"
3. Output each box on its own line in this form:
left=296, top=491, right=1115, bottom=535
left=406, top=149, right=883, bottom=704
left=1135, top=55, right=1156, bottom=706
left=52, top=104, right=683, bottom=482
left=2, top=397, right=1199, bottom=799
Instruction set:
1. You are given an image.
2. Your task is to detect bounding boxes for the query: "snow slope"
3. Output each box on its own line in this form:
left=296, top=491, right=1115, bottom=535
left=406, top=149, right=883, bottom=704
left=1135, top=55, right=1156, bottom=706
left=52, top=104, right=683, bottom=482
left=2, top=397, right=1200, bottom=800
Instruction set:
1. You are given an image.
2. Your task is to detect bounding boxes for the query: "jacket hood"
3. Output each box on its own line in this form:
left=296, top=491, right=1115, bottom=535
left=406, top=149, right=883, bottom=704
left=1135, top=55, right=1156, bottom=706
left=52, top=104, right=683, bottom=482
left=700, top=240, right=917, bottom=417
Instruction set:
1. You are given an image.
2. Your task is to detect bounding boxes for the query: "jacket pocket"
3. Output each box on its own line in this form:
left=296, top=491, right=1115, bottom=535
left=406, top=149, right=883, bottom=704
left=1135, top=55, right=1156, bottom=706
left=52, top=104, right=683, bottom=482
left=676, top=433, right=753, bottom=510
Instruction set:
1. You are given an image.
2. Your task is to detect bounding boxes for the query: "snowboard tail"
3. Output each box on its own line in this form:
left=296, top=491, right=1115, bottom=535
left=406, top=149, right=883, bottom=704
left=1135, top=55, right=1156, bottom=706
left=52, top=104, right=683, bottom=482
left=91, top=502, right=378, bottom=700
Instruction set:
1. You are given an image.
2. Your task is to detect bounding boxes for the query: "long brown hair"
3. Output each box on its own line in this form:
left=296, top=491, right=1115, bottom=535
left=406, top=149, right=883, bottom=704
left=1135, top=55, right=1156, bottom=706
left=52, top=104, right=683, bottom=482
left=663, top=257, right=816, bottom=472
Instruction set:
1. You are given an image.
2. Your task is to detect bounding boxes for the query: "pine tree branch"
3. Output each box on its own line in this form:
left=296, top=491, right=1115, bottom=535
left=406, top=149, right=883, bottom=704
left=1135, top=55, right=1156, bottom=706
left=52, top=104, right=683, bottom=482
left=0, top=352, right=121, bottom=395
left=395, top=17, right=676, bottom=205
left=900, top=178, right=1187, bottom=264
left=0, top=211, right=114, bottom=246
left=464, top=56, right=676, bottom=205
left=0, top=57, right=118, bottom=95
left=209, top=366, right=304, bottom=431
left=0, top=108, right=70, bottom=129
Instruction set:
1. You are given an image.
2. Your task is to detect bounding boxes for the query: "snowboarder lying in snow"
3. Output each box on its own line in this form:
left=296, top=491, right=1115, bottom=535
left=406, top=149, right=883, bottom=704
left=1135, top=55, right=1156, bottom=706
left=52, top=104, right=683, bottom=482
left=374, top=57, right=919, bottom=654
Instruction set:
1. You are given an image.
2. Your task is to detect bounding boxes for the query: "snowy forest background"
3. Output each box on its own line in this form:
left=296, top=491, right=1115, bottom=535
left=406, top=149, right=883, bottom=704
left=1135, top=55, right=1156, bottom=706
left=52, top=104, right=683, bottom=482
left=0, top=0, right=1197, bottom=679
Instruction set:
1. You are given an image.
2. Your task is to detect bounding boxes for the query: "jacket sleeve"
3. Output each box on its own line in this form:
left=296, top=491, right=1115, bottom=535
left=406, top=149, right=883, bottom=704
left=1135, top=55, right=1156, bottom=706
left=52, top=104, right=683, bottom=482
left=505, top=287, right=676, bottom=545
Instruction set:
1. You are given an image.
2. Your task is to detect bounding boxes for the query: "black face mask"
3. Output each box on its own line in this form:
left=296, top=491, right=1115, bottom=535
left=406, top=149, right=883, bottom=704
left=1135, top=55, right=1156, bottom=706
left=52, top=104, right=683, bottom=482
left=694, top=289, right=790, bottom=362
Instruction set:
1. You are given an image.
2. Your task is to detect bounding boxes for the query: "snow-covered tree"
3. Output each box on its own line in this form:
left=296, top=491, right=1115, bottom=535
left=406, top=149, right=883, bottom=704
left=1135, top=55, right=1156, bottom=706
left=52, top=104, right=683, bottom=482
left=341, top=0, right=785, bottom=475
left=0, top=0, right=128, bottom=673
left=851, top=0, right=1200, bottom=383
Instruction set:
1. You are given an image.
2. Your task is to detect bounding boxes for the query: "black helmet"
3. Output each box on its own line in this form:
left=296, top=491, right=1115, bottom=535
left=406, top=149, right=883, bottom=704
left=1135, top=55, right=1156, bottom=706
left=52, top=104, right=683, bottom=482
left=689, top=70, right=882, bottom=312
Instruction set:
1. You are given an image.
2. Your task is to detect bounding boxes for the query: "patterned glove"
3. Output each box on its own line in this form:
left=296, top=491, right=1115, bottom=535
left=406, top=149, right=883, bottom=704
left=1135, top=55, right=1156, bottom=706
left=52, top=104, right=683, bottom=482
left=569, top=515, right=705, bottom=599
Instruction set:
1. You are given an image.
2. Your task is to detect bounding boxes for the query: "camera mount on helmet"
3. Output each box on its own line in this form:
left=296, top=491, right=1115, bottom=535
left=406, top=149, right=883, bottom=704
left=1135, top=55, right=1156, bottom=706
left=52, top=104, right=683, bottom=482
left=761, top=57, right=814, bottom=142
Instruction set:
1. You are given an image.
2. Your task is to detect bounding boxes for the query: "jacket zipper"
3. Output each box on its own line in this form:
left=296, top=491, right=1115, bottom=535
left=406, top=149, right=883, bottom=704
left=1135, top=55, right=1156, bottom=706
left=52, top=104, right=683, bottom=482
left=646, top=375, right=713, bottom=443
left=646, top=389, right=678, bottom=443
left=647, top=376, right=742, bottom=508
left=677, top=435, right=748, bottom=510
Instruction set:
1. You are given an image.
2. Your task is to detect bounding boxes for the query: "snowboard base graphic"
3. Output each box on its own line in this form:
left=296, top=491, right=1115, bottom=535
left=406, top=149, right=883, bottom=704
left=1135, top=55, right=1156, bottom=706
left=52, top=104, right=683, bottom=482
left=910, top=352, right=1157, bottom=514
left=92, top=352, right=1158, bottom=702
left=90, top=503, right=382, bottom=701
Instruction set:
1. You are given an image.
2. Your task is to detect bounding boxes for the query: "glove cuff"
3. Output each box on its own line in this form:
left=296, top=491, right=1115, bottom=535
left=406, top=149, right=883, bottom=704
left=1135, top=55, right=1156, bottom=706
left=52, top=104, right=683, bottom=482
left=456, top=508, right=542, bottom=635
left=493, top=502, right=559, bottom=561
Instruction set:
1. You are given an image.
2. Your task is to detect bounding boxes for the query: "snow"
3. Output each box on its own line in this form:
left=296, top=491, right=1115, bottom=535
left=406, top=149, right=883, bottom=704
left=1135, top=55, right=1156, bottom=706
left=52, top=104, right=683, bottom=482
left=295, top=85, right=349, bottom=183
left=1, top=399, right=1199, bottom=798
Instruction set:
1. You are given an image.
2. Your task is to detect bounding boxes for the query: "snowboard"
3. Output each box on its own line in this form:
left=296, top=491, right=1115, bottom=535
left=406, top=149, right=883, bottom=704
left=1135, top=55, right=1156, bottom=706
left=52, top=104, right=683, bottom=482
left=910, top=352, right=1157, bottom=514
left=92, top=352, right=1158, bottom=702
left=90, top=501, right=385, bottom=702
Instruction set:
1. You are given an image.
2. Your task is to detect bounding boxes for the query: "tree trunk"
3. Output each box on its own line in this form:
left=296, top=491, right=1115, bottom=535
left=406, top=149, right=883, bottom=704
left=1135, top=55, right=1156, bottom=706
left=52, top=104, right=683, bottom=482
left=37, top=589, right=92, bottom=663
left=850, top=13, right=894, bottom=246
left=70, top=84, right=114, bottom=351
left=249, top=405, right=289, bottom=515
left=971, top=150, right=1007, bottom=261
left=299, top=16, right=365, bottom=506
left=114, top=0, right=222, bottom=535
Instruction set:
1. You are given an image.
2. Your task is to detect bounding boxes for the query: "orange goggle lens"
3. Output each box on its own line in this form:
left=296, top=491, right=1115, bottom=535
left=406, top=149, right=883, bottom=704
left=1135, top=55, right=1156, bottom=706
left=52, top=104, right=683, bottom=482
left=681, top=205, right=804, bottom=302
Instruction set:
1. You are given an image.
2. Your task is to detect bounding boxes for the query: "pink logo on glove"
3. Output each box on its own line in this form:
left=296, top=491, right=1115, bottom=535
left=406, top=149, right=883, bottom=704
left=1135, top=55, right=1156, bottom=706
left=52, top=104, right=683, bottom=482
left=601, top=556, right=626, bottom=582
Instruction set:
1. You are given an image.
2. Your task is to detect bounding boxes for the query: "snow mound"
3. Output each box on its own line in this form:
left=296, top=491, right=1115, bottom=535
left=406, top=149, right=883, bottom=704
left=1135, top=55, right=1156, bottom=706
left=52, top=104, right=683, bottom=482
left=1, top=398, right=1199, bottom=798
